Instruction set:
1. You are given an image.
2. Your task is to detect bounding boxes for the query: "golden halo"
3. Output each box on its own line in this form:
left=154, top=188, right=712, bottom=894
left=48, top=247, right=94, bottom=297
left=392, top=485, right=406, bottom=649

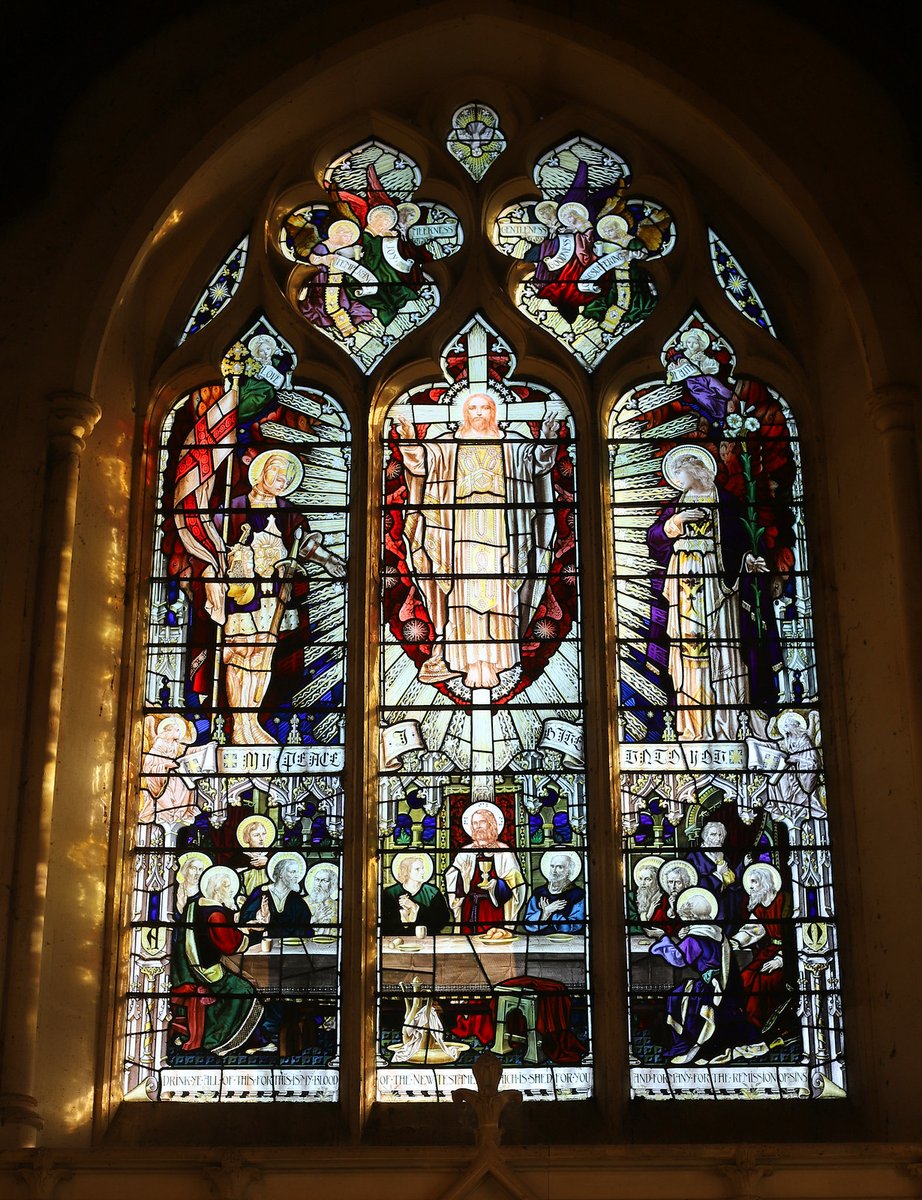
left=235, top=814, right=277, bottom=848
left=767, top=709, right=810, bottom=740
left=675, top=885, right=719, bottom=921
left=306, top=861, right=339, bottom=891
left=391, top=853, right=434, bottom=885
left=742, top=862, right=782, bottom=894
left=460, top=802, right=505, bottom=839
left=199, top=865, right=240, bottom=901
left=657, top=860, right=699, bottom=891
left=267, top=852, right=307, bottom=886
left=397, top=202, right=421, bottom=225
left=558, top=201, right=590, bottom=226
left=632, top=855, right=665, bottom=886
left=366, top=204, right=397, bottom=230
left=596, top=214, right=630, bottom=244
left=177, top=851, right=211, bottom=874
left=154, top=714, right=195, bottom=742
left=247, top=449, right=303, bottom=496
left=327, top=218, right=361, bottom=246
left=662, top=444, right=717, bottom=490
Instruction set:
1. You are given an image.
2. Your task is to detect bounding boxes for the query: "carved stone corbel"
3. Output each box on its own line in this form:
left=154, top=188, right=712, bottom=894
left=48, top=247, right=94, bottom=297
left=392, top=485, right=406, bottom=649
left=441, top=1051, right=536, bottom=1200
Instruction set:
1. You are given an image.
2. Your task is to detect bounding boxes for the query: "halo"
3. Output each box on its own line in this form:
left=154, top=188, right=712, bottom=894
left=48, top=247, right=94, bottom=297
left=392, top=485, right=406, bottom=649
left=327, top=218, right=361, bottom=246
left=267, top=852, right=307, bottom=886
left=662, top=444, right=718, bottom=490
left=177, top=851, right=211, bottom=875
left=247, top=334, right=276, bottom=357
left=199, top=865, right=240, bottom=901
left=452, top=389, right=509, bottom=431
left=596, top=214, right=630, bottom=244
left=769, top=709, right=809, bottom=740
left=306, top=861, right=339, bottom=892
left=247, top=449, right=303, bottom=496
left=680, top=327, right=710, bottom=349
left=534, top=200, right=558, bottom=224
left=391, top=852, right=434, bottom=885
left=539, top=849, right=582, bottom=882
left=460, top=802, right=505, bottom=839
left=742, top=862, right=782, bottom=895
left=632, top=855, right=665, bottom=886
left=154, top=714, right=195, bottom=742
left=235, top=814, right=277, bottom=848
left=675, top=885, right=718, bottom=921
left=558, top=200, right=589, bottom=225
left=366, top=204, right=398, bottom=230
left=657, top=859, right=699, bottom=891
left=397, top=202, right=421, bottom=224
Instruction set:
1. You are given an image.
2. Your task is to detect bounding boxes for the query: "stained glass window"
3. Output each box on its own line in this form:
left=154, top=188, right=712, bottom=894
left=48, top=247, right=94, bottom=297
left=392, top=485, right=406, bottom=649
left=376, top=317, right=592, bottom=1101
left=446, top=103, right=507, bottom=181
left=491, top=135, right=675, bottom=370
left=276, top=139, right=463, bottom=373
left=179, top=234, right=249, bottom=344
left=124, top=316, right=350, bottom=1102
left=608, top=314, right=845, bottom=1099
left=708, top=229, right=776, bottom=336
left=125, top=106, right=849, bottom=1115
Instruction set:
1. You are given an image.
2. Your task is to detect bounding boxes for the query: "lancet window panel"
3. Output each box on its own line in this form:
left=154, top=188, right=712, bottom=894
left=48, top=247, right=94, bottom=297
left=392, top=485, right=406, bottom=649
left=608, top=313, right=845, bottom=1101
left=124, top=318, right=351, bottom=1103
left=376, top=317, right=591, bottom=1102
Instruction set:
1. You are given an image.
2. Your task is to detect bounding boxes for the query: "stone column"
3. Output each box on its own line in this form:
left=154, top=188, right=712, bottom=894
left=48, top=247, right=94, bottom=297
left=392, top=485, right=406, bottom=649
left=0, top=392, right=101, bottom=1148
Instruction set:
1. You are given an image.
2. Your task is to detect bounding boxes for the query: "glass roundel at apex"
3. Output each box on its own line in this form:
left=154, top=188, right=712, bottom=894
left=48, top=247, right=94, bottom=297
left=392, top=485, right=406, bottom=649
left=124, top=316, right=350, bottom=1103
left=446, top=102, right=508, bottom=181
left=377, top=315, right=592, bottom=1102
left=608, top=313, right=845, bottom=1101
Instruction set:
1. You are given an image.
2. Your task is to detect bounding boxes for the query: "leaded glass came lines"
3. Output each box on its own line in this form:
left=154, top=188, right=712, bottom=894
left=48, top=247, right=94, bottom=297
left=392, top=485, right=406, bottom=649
left=608, top=313, right=845, bottom=1100
left=179, top=235, right=249, bottom=344
left=376, top=317, right=592, bottom=1102
left=124, top=316, right=350, bottom=1103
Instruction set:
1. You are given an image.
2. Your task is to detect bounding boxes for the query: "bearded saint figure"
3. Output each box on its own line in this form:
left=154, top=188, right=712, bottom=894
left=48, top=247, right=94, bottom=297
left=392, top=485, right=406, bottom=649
left=445, top=805, right=525, bottom=939
left=395, top=392, right=559, bottom=690
left=213, top=449, right=345, bottom=745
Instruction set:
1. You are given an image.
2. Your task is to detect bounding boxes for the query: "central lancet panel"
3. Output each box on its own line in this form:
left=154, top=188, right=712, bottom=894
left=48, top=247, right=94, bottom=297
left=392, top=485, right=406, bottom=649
left=376, top=317, right=592, bottom=1101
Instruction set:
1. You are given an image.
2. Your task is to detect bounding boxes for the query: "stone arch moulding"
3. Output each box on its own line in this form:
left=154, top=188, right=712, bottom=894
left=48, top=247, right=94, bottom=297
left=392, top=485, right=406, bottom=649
left=91, top=51, right=883, bottom=1142
left=2, top=6, right=916, bottom=1178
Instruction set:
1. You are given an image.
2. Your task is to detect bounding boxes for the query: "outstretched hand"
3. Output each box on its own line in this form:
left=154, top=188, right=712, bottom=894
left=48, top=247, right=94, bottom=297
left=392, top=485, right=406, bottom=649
left=541, top=409, right=563, bottom=439
left=393, top=414, right=415, bottom=440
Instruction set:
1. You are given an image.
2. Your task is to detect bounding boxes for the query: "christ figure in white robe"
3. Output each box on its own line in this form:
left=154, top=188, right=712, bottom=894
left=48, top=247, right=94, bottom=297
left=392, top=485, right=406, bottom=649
left=394, top=392, right=559, bottom=690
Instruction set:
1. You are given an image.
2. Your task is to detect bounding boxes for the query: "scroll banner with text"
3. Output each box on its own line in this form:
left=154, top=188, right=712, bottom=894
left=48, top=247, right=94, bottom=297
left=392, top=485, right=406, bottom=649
left=381, top=720, right=427, bottom=770
left=538, top=719, right=584, bottom=768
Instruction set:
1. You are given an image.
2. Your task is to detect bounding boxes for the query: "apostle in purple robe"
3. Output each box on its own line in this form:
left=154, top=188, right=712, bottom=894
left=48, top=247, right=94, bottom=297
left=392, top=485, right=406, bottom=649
left=649, top=888, right=767, bottom=1065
